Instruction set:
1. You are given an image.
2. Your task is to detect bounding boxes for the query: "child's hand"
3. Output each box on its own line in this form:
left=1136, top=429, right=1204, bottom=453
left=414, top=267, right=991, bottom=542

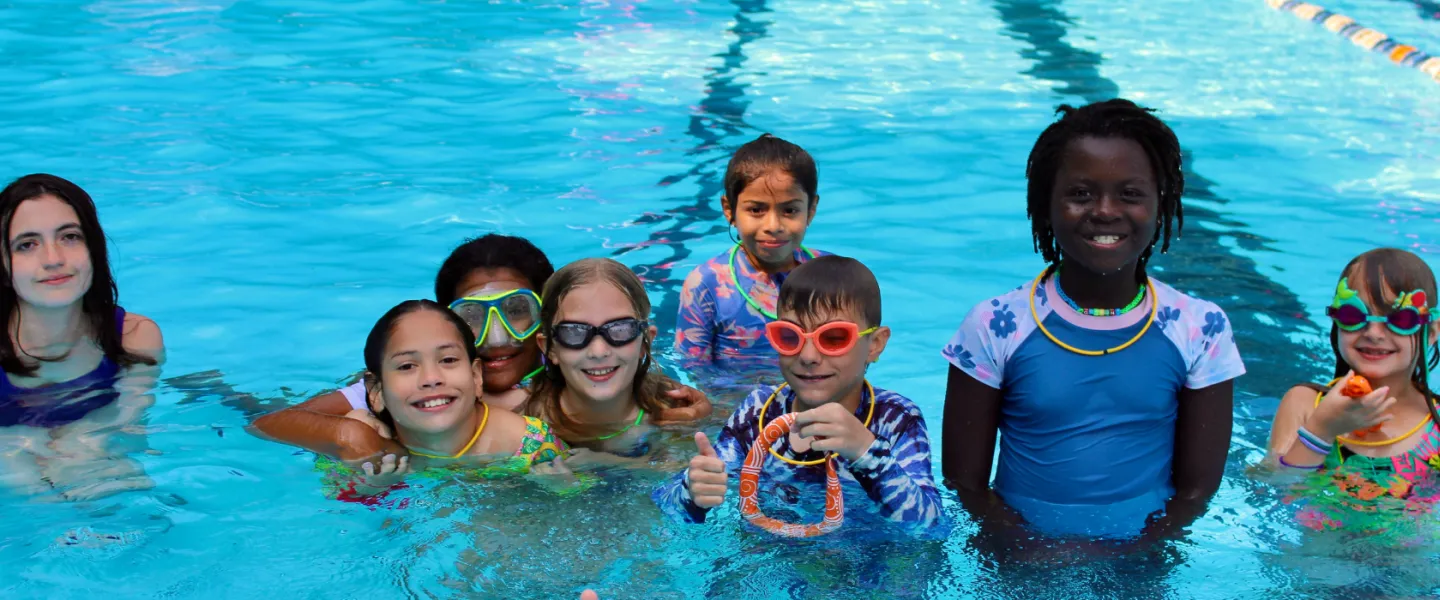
left=344, top=409, right=393, bottom=439
left=336, top=418, right=408, bottom=463
left=1306, top=371, right=1396, bottom=440
left=686, top=432, right=728, bottom=508
left=530, top=457, right=573, bottom=477
left=655, top=385, right=714, bottom=424
left=794, top=403, right=876, bottom=461
left=356, top=453, right=410, bottom=489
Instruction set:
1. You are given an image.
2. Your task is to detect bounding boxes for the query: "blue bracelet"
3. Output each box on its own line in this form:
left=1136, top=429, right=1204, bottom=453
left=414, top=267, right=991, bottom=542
left=1296, top=434, right=1332, bottom=456
left=1296, top=426, right=1335, bottom=454
left=1278, top=455, right=1323, bottom=470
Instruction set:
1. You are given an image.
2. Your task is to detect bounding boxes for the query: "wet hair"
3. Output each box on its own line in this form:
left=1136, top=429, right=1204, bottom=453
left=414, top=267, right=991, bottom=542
left=722, top=133, right=819, bottom=219
left=362, top=299, right=479, bottom=430
left=433, top=234, right=554, bottom=305
left=778, top=255, right=882, bottom=328
left=1328, top=248, right=1440, bottom=427
left=525, top=257, right=673, bottom=441
left=1025, top=99, right=1184, bottom=284
left=0, top=174, right=155, bottom=376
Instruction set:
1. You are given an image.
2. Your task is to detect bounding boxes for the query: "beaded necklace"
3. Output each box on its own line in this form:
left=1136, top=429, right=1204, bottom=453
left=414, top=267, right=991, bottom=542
left=1054, top=265, right=1146, bottom=317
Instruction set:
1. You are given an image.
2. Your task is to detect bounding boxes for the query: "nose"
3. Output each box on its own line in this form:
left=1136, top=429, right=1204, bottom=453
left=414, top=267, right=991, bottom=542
left=1362, top=320, right=1389, bottom=339
left=1092, top=193, right=1123, bottom=221
left=584, top=331, right=612, bottom=359
left=763, top=210, right=784, bottom=234
left=796, top=335, right=824, bottom=366
left=41, top=240, right=63, bottom=268
left=418, top=360, right=445, bottom=388
left=483, top=313, right=512, bottom=347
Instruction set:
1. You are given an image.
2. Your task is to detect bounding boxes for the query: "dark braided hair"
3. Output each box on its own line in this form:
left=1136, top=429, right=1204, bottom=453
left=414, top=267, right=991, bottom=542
left=1025, top=99, right=1184, bottom=284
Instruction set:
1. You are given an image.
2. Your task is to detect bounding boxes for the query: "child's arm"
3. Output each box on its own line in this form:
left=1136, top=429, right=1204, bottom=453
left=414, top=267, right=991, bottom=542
left=1141, top=380, right=1234, bottom=540
left=843, top=413, right=945, bottom=529
left=249, top=387, right=406, bottom=461
left=674, top=269, right=718, bottom=365
left=651, top=425, right=746, bottom=524
left=1269, top=375, right=1395, bottom=468
left=941, top=366, right=1008, bottom=511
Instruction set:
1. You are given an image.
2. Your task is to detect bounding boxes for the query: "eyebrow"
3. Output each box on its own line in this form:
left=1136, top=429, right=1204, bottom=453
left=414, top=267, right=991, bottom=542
left=10, top=223, right=82, bottom=242
left=386, top=342, right=464, bottom=361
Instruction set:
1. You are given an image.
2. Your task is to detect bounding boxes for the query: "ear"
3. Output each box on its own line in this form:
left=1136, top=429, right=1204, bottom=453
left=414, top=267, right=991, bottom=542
left=537, top=331, right=554, bottom=362
left=721, top=196, right=734, bottom=224
left=647, top=324, right=658, bottom=339
left=806, top=195, right=819, bottom=225
left=470, top=357, right=485, bottom=391
left=866, top=326, right=890, bottom=364
left=364, top=372, right=385, bottom=414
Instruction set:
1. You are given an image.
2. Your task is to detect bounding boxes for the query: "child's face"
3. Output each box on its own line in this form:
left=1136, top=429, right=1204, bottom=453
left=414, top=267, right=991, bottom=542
left=543, top=281, right=649, bottom=406
left=1336, top=280, right=1437, bottom=382
left=723, top=169, right=816, bottom=269
left=775, top=304, right=889, bottom=408
left=1048, top=136, right=1159, bottom=277
left=369, top=310, right=483, bottom=436
left=453, top=267, right=541, bottom=393
left=6, top=195, right=93, bottom=309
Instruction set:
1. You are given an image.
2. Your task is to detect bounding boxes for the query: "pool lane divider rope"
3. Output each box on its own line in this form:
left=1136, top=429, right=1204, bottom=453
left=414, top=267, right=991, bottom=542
left=1267, top=0, right=1440, bottom=83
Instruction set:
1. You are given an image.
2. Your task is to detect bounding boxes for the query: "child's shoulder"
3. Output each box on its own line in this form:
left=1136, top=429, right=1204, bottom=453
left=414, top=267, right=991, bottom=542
left=953, top=280, right=1039, bottom=336
left=1150, top=279, right=1226, bottom=313
left=1149, top=278, right=1234, bottom=334
left=869, top=385, right=926, bottom=421
left=683, top=249, right=734, bottom=284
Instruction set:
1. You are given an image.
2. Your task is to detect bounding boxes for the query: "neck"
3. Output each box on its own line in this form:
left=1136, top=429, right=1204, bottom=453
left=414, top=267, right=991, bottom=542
left=400, top=405, right=483, bottom=458
left=793, top=379, right=866, bottom=414
left=560, top=384, right=636, bottom=425
left=743, top=245, right=796, bottom=276
left=1055, top=260, right=1143, bottom=309
left=12, top=302, right=87, bottom=354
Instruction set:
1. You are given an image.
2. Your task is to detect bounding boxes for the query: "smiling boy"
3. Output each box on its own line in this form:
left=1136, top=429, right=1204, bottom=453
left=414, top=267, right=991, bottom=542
left=653, top=255, right=943, bottom=532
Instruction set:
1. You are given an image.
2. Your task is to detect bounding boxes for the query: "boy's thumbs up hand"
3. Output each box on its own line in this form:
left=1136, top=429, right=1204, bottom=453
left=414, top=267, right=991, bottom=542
left=687, top=432, right=728, bottom=508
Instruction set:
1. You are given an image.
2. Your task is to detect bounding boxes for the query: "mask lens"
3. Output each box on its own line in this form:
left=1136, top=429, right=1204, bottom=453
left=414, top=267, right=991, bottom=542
left=1388, top=309, right=1423, bottom=334
left=552, top=323, right=594, bottom=349
left=499, top=294, right=540, bottom=337
left=766, top=322, right=804, bottom=354
left=816, top=326, right=855, bottom=354
left=451, top=301, right=493, bottom=336
left=1331, top=304, right=1368, bottom=330
left=600, top=319, right=643, bottom=346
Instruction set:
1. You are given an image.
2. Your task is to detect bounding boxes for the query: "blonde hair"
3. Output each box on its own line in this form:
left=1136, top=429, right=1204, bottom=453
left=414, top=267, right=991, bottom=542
left=525, top=258, right=674, bottom=440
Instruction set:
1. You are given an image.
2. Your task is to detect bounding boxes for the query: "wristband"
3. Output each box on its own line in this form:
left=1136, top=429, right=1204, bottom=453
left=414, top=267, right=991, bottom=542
left=1278, top=455, right=1323, bottom=470
left=1296, top=425, right=1335, bottom=454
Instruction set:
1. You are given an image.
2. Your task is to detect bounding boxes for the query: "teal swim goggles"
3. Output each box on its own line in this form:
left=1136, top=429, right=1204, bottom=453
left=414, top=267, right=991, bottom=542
left=1327, top=277, right=1431, bottom=336
left=448, top=289, right=542, bottom=345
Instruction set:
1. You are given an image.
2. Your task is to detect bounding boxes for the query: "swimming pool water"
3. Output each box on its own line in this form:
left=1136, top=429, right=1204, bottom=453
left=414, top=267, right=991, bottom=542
left=2, top=0, right=1440, bottom=597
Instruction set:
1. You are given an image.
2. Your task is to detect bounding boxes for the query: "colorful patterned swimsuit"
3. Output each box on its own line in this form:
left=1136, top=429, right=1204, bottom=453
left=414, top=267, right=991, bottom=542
left=651, top=383, right=946, bottom=533
left=319, top=415, right=571, bottom=504
left=674, top=246, right=828, bottom=369
left=1289, top=393, right=1440, bottom=537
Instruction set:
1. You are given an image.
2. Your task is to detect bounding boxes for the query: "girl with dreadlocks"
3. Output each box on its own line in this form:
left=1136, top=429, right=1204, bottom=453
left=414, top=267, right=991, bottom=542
left=1265, top=248, right=1440, bottom=536
left=938, top=99, right=1245, bottom=539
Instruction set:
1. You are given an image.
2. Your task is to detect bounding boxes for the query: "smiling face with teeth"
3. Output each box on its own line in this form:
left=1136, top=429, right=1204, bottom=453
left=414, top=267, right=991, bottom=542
left=543, top=281, right=649, bottom=410
left=367, top=309, right=485, bottom=438
left=453, top=267, right=543, bottom=395
left=1048, top=136, right=1160, bottom=281
left=777, top=304, right=889, bottom=412
left=1333, top=265, right=1439, bottom=385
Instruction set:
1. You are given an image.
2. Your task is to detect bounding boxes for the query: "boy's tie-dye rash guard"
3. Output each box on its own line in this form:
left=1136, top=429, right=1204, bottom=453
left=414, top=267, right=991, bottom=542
left=652, top=383, right=945, bottom=533
left=674, top=246, right=828, bottom=368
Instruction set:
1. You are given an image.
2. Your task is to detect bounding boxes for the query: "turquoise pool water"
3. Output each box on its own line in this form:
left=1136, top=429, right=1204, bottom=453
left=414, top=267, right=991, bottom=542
left=3, top=0, right=1440, bottom=597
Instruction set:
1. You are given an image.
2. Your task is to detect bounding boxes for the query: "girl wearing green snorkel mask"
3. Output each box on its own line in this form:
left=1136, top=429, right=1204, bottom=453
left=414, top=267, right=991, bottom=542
left=250, top=235, right=712, bottom=465
left=1267, top=248, right=1440, bottom=537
